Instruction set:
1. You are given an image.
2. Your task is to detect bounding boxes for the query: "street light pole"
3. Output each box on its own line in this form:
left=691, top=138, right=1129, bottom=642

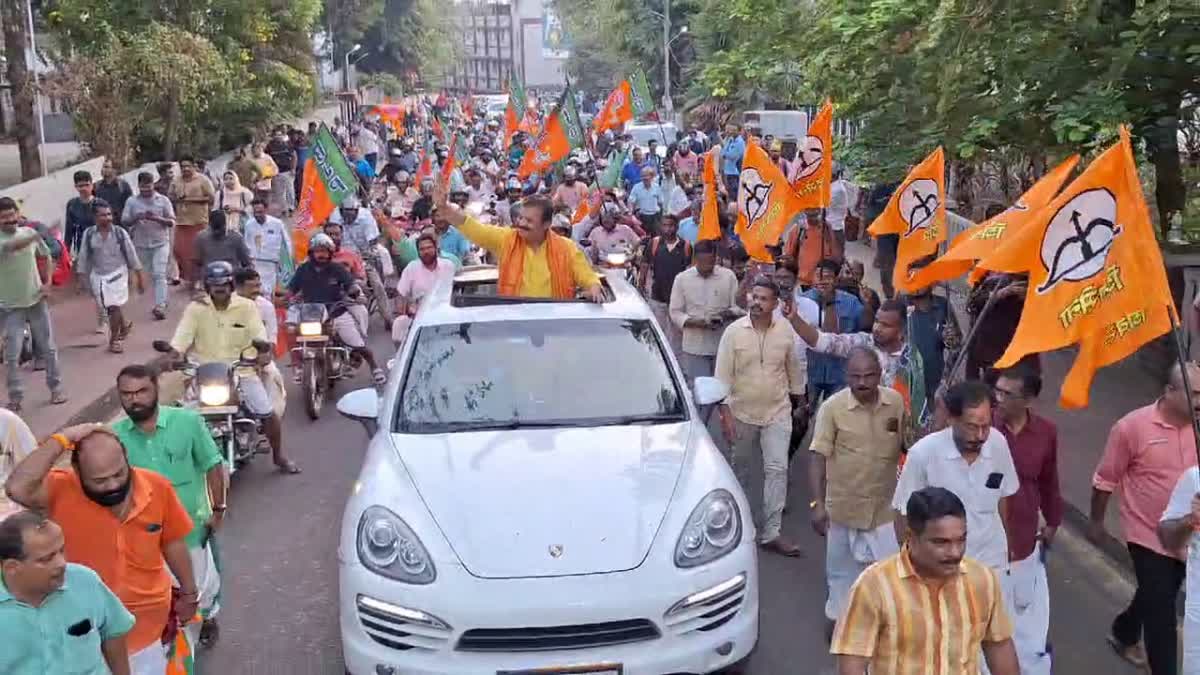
left=24, top=0, right=45, bottom=176
left=343, top=43, right=362, bottom=91
left=662, top=0, right=672, bottom=114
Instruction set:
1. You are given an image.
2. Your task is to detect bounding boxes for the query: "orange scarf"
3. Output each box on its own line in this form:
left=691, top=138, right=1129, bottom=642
left=498, top=231, right=575, bottom=299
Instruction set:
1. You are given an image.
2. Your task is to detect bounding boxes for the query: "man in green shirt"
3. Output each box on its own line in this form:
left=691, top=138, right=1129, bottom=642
left=0, top=510, right=135, bottom=675
left=0, top=197, right=66, bottom=413
left=112, top=364, right=228, bottom=650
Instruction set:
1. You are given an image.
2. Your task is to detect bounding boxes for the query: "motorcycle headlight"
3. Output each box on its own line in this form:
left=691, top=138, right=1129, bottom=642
left=604, top=252, right=628, bottom=266
left=198, top=384, right=231, bottom=407
left=357, top=506, right=436, bottom=584
left=299, top=321, right=323, bottom=337
left=675, top=489, right=742, bottom=568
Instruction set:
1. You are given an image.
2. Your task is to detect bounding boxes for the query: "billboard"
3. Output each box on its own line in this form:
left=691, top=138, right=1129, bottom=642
left=542, top=8, right=570, bottom=59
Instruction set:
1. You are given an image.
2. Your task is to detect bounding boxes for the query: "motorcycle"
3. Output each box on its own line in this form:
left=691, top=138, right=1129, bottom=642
left=360, top=246, right=396, bottom=328
left=151, top=339, right=272, bottom=475
left=291, top=302, right=355, bottom=420
left=588, top=242, right=641, bottom=287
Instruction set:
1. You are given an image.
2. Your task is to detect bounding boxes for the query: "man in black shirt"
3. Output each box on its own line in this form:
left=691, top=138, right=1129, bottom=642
left=64, top=170, right=96, bottom=254
left=286, top=233, right=385, bottom=384
left=93, top=160, right=132, bottom=224
left=265, top=129, right=297, bottom=216
left=640, top=214, right=692, bottom=357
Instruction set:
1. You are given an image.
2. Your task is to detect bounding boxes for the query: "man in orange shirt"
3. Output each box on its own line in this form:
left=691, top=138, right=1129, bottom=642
left=4, top=423, right=198, bottom=675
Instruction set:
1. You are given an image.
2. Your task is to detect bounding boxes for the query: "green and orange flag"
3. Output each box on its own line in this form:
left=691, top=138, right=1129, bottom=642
left=293, top=124, right=358, bottom=261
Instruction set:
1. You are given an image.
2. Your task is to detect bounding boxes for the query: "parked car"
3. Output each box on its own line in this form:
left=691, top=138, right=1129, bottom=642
left=336, top=266, right=758, bottom=675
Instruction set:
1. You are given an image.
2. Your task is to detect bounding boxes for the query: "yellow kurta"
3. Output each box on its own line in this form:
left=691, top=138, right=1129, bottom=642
left=457, top=216, right=600, bottom=296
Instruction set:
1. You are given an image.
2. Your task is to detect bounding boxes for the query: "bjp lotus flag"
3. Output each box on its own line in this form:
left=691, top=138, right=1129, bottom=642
left=414, top=139, right=435, bottom=185
left=440, top=133, right=458, bottom=188
left=978, top=127, right=1171, bottom=408
left=698, top=147, right=722, bottom=241
left=593, top=80, right=634, bottom=134
left=571, top=198, right=590, bottom=225
left=517, top=111, right=570, bottom=179
left=791, top=99, right=833, bottom=209
left=909, top=155, right=1080, bottom=289
left=293, top=125, right=358, bottom=261
left=867, top=147, right=946, bottom=293
left=735, top=141, right=807, bottom=261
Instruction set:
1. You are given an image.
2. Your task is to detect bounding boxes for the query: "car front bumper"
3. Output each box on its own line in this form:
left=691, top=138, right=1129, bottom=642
left=340, top=544, right=758, bottom=675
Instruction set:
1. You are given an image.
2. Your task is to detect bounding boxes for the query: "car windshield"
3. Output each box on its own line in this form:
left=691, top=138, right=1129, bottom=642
left=395, top=319, right=686, bottom=434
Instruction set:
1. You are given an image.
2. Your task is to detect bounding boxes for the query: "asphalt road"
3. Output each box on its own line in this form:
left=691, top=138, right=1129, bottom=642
left=199, top=328, right=1147, bottom=675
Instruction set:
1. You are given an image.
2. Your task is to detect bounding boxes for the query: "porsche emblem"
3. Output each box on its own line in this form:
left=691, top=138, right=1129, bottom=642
left=1037, top=188, right=1121, bottom=294
left=548, top=544, right=564, bottom=558
left=795, top=135, right=824, bottom=180
left=898, top=178, right=940, bottom=237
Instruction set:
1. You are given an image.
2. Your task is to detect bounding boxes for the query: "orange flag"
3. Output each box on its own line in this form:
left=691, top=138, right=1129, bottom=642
left=571, top=198, right=591, bottom=225
left=698, top=147, right=722, bottom=241
left=735, top=141, right=807, bottom=262
left=978, top=127, right=1171, bottom=408
left=867, top=147, right=946, bottom=293
left=791, top=99, right=833, bottom=208
left=439, top=133, right=457, bottom=188
left=593, top=80, right=634, bottom=134
left=909, top=155, right=1080, bottom=289
left=516, top=112, right=570, bottom=179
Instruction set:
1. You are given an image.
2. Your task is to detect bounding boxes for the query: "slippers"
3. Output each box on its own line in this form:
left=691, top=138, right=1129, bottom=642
left=49, top=392, right=68, bottom=405
left=275, top=460, right=302, bottom=475
left=109, top=340, right=125, bottom=354
left=1105, top=634, right=1147, bottom=667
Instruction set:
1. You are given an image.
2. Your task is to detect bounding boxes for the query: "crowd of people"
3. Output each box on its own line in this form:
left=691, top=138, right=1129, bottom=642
left=0, top=92, right=1197, bottom=675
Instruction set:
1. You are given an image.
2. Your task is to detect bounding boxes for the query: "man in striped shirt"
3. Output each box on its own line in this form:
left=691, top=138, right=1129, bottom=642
left=831, top=486, right=1019, bottom=675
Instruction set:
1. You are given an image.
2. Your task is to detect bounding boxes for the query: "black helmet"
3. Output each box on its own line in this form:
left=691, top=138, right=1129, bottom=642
left=203, top=261, right=235, bottom=288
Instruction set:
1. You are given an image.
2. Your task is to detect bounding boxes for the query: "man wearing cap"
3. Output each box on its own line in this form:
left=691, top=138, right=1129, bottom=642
left=553, top=166, right=590, bottom=212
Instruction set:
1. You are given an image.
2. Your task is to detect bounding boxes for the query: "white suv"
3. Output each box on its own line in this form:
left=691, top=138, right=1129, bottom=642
left=335, top=267, right=758, bottom=675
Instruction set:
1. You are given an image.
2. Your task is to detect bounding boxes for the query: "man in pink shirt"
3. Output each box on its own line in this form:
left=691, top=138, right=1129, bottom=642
left=587, top=207, right=641, bottom=263
left=1090, top=361, right=1200, bottom=673
left=391, top=233, right=454, bottom=345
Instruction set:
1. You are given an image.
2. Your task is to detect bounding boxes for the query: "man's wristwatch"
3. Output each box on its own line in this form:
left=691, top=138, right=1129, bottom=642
left=212, top=505, right=227, bottom=513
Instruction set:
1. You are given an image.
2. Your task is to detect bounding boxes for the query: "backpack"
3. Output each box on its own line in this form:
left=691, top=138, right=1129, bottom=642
left=84, top=225, right=135, bottom=269
left=650, top=235, right=691, bottom=259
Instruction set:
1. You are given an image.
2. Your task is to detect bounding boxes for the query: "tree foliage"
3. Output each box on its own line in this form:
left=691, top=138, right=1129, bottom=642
left=324, top=0, right=458, bottom=88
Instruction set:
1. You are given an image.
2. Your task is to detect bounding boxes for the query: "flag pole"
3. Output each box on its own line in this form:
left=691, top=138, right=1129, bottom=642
left=940, top=287, right=1001, bottom=394
left=1166, top=303, right=1200, bottom=466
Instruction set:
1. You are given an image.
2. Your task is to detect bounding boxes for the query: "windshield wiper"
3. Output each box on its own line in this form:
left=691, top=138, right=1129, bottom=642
left=408, top=419, right=582, bottom=433
left=587, top=412, right=688, bottom=426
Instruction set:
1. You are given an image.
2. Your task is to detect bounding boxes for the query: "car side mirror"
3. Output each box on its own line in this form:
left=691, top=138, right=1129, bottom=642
left=337, top=388, right=380, bottom=437
left=693, top=376, right=729, bottom=407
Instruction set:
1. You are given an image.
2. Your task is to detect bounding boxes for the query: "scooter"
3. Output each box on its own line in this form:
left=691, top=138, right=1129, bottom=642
left=151, top=339, right=272, bottom=475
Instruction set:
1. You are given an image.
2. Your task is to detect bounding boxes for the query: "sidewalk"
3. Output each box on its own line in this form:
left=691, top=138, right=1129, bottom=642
left=9, top=282, right=190, bottom=438
left=843, top=238, right=1161, bottom=567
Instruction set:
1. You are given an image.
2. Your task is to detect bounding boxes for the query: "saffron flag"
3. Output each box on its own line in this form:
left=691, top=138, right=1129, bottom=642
left=293, top=124, right=358, bottom=261
left=735, top=141, right=807, bottom=261
left=866, top=147, right=946, bottom=294
left=979, top=127, right=1171, bottom=408
left=431, top=115, right=446, bottom=143
left=414, top=139, right=435, bottom=185
left=440, top=133, right=458, bottom=188
left=628, top=69, right=655, bottom=119
left=516, top=92, right=573, bottom=179
left=571, top=198, right=590, bottom=225
left=698, top=147, right=722, bottom=241
left=504, top=77, right=528, bottom=145
left=594, top=80, right=634, bottom=133
left=791, top=99, right=833, bottom=209
left=910, top=155, right=1080, bottom=289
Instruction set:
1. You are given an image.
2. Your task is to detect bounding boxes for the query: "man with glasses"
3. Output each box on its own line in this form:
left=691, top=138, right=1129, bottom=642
left=992, top=367, right=1060, bottom=675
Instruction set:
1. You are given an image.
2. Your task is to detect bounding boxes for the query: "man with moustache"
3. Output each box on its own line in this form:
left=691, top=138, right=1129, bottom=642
left=832, top=487, right=1020, bottom=674
left=112, top=364, right=228, bottom=650
left=5, top=424, right=198, bottom=675
left=809, top=347, right=905, bottom=640
left=715, top=279, right=806, bottom=556
left=391, top=233, right=454, bottom=346
left=0, top=510, right=135, bottom=675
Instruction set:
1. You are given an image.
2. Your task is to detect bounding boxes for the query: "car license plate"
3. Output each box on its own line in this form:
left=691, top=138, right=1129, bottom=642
left=497, top=666, right=622, bottom=675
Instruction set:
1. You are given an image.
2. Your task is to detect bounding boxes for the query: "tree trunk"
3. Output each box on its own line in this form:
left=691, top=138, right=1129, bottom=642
left=163, top=92, right=180, bottom=159
left=1146, top=110, right=1185, bottom=240
left=0, top=0, right=43, bottom=180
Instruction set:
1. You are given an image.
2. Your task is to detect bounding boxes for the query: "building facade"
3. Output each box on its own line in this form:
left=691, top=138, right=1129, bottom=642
left=445, top=0, right=567, bottom=94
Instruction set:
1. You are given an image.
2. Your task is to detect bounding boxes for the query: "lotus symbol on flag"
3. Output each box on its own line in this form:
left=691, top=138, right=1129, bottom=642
left=739, top=168, right=772, bottom=225
left=796, top=135, right=824, bottom=179
left=1037, top=188, right=1122, bottom=293
left=898, top=178, right=940, bottom=236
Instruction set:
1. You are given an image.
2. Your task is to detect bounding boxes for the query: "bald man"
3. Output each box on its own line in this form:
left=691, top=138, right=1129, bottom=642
left=1091, top=360, right=1200, bottom=673
left=5, top=424, right=198, bottom=675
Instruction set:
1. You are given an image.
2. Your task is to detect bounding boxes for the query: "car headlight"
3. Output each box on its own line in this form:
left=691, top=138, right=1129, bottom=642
left=675, top=489, right=742, bottom=568
left=604, top=252, right=628, bottom=266
left=357, top=506, right=436, bottom=584
left=299, top=321, right=323, bottom=337
left=198, top=384, right=231, bottom=407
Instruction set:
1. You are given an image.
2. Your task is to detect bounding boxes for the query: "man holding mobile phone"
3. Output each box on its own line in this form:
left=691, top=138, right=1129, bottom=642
left=668, top=240, right=744, bottom=381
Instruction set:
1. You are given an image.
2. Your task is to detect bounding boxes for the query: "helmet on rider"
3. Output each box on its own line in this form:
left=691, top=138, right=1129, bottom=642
left=338, top=196, right=360, bottom=224
left=309, top=232, right=336, bottom=265
left=203, top=260, right=235, bottom=289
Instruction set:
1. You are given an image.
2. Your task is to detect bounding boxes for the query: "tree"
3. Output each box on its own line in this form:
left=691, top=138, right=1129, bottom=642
left=353, top=0, right=459, bottom=87
left=0, top=0, right=43, bottom=179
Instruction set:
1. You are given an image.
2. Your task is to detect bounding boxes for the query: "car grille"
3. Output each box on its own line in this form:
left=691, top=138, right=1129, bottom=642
left=356, top=596, right=451, bottom=652
left=663, top=573, right=747, bottom=636
left=457, top=619, right=660, bottom=652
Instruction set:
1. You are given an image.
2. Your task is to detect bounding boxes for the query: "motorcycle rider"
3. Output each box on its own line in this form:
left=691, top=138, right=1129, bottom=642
left=286, top=233, right=386, bottom=386
left=328, top=196, right=391, bottom=321
left=391, top=232, right=454, bottom=346
left=587, top=202, right=642, bottom=264
left=167, top=261, right=298, bottom=474
left=322, top=221, right=366, bottom=281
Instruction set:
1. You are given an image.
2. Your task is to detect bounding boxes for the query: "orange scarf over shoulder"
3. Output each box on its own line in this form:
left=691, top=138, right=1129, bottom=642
left=498, top=230, right=576, bottom=299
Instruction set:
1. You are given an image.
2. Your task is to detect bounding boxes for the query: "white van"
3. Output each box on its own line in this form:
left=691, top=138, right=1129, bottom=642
left=742, top=110, right=809, bottom=140
left=625, top=122, right=677, bottom=158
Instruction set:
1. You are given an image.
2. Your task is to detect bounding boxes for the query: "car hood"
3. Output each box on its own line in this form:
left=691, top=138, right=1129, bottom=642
left=394, top=423, right=691, bottom=579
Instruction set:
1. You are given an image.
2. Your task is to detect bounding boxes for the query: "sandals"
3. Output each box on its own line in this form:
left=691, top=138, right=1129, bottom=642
left=50, top=392, right=67, bottom=405
left=198, top=618, right=220, bottom=648
left=109, top=340, right=125, bottom=354
left=275, top=459, right=302, bottom=474
left=1105, top=634, right=1147, bottom=667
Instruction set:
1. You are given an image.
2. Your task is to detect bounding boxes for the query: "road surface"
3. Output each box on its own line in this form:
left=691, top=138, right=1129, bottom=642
left=198, top=329, right=1143, bottom=675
